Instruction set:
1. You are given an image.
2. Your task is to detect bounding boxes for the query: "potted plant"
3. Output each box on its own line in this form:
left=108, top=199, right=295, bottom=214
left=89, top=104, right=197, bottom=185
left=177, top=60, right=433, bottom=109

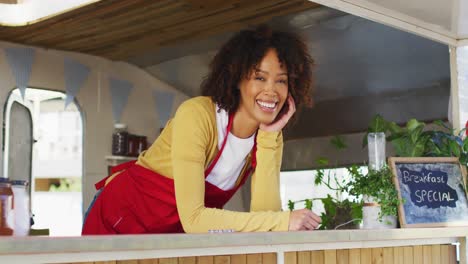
left=354, top=115, right=465, bottom=228
left=288, top=136, right=362, bottom=230
left=426, top=120, right=468, bottom=166
left=356, top=114, right=403, bottom=228
left=345, top=165, right=401, bottom=228
left=288, top=194, right=362, bottom=230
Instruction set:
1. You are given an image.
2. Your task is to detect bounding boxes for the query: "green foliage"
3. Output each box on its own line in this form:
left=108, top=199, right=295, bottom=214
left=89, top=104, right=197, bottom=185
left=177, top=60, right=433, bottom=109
left=287, top=195, right=362, bottom=230
left=426, top=120, right=468, bottom=166
left=287, top=200, right=295, bottom=211
left=364, top=115, right=468, bottom=160
left=345, top=165, right=401, bottom=220
left=330, top=135, right=347, bottom=150
left=288, top=136, right=363, bottom=230
left=386, top=119, right=433, bottom=157
left=309, top=142, right=363, bottom=229
left=369, top=114, right=388, bottom=133
left=318, top=195, right=362, bottom=230
left=363, top=114, right=388, bottom=147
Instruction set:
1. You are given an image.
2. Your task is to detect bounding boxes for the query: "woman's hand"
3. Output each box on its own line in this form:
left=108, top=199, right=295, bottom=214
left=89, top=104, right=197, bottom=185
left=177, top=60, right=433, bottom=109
left=288, top=209, right=321, bottom=231
left=259, top=95, right=296, bottom=132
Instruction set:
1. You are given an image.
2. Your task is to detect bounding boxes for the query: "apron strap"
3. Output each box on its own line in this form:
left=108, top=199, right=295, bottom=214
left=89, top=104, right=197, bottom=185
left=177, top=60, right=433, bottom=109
left=237, top=134, right=257, bottom=187
left=204, top=113, right=234, bottom=177
left=251, top=135, right=257, bottom=169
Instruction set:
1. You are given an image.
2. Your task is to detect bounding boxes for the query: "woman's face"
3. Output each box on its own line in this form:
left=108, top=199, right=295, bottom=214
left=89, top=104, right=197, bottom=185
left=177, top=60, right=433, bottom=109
left=237, top=48, right=289, bottom=126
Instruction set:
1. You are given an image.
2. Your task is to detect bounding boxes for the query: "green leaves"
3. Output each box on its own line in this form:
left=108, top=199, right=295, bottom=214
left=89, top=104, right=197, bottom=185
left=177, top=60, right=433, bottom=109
left=330, top=135, right=347, bottom=150
left=363, top=114, right=389, bottom=147
left=346, top=166, right=400, bottom=220
left=369, top=114, right=388, bottom=133
left=321, top=195, right=336, bottom=217
left=379, top=118, right=432, bottom=157
left=425, top=120, right=468, bottom=167
left=317, top=195, right=362, bottom=230
left=304, top=199, right=313, bottom=210
left=315, top=157, right=329, bottom=166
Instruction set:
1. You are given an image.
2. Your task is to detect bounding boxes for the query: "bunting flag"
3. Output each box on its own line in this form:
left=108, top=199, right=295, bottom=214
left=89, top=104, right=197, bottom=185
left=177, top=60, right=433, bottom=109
left=153, top=90, right=175, bottom=127
left=4, top=47, right=35, bottom=99
left=64, top=57, right=90, bottom=108
left=109, top=77, right=133, bottom=123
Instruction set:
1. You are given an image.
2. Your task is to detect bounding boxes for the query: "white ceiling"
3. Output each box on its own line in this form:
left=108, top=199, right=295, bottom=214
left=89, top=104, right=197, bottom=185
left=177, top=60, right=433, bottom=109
left=312, top=0, right=468, bottom=44
left=356, top=0, right=456, bottom=36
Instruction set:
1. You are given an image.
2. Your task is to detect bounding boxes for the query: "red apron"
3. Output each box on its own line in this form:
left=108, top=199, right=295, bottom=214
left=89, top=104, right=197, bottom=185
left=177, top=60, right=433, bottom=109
left=82, top=114, right=256, bottom=234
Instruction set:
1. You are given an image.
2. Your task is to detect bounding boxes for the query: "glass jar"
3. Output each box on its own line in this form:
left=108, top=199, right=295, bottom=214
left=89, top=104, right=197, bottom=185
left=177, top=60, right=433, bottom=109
left=127, top=134, right=139, bottom=157
left=112, top=123, right=129, bottom=156
left=367, top=132, right=386, bottom=171
left=137, top=136, right=148, bottom=155
left=11, top=180, right=30, bottom=236
left=0, top=178, right=14, bottom=236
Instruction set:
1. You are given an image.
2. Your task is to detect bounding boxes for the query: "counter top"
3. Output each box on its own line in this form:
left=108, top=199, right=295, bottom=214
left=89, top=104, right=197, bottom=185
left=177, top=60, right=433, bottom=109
left=1, top=227, right=466, bottom=254
left=1, top=227, right=466, bottom=263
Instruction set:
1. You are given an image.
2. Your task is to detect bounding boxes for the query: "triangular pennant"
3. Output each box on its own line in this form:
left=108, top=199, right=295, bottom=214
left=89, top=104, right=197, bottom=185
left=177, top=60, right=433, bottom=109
left=64, top=57, right=90, bottom=108
left=109, top=77, right=133, bottom=123
left=4, top=47, right=35, bottom=99
left=153, top=90, right=175, bottom=127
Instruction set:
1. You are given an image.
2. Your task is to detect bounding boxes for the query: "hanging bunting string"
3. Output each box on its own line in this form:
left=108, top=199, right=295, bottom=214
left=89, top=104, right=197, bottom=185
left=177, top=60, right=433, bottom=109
left=153, top=90, right=175, bottom=128
left=109, top=77, right=133, bottom=123
left=3, top=47, right=35, bottom=99
left=64, top=57, right=91, bottom=108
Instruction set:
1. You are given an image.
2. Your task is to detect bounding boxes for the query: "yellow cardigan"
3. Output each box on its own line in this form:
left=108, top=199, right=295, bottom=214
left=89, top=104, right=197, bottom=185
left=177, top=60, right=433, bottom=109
left=137, top=96, right=290, bottom=233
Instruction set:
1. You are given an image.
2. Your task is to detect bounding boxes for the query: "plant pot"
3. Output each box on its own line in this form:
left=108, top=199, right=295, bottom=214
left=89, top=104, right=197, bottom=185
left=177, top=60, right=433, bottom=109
left=325, top=204, right=360, bottom=230
left=362, top=196, right=397, bottom=229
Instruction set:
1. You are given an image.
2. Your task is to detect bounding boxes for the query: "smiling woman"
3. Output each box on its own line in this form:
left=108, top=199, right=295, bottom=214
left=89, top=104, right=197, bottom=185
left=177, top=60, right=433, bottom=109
left=82, top=25, right=318, bottom=235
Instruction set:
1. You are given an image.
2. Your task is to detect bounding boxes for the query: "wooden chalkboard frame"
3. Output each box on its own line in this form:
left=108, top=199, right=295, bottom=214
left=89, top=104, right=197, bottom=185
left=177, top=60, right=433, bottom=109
left=388, top=157, right=468, bottom=228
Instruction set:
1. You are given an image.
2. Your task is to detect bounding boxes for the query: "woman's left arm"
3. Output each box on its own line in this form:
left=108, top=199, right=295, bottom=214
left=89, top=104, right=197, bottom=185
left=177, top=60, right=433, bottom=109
left=250, top=95, right=295, bottom=211
left=250, top=130, right=283, bottom=211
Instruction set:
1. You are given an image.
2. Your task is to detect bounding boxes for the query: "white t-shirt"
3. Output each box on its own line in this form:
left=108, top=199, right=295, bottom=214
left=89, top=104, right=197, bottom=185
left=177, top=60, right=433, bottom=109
left=205, top=106, right=256, bottom=190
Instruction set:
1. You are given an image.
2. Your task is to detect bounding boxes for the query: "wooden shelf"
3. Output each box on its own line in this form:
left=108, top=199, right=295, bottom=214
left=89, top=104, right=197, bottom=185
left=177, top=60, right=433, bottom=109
left=105, top=155, right=137, bottom=161
left=105, top=155, right=137, bottom=167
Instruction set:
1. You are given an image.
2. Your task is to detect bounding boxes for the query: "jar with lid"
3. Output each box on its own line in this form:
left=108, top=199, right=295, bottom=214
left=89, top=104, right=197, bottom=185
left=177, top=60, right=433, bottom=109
left=11, top=180, right=30, bottom=236
left=112, top=123, right=129, bottom=156
left=0, top=178, right=14, bottom=236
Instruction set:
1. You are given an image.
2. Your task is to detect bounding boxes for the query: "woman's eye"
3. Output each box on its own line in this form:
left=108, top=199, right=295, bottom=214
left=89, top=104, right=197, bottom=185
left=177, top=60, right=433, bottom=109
left=277, top=79, right=288, bottom=84
left=255, top=76, right=265, bottom=81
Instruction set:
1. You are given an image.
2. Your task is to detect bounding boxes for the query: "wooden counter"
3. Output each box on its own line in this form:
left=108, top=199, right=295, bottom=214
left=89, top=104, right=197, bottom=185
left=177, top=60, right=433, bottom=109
left=0, top=227, right=465, bottom=264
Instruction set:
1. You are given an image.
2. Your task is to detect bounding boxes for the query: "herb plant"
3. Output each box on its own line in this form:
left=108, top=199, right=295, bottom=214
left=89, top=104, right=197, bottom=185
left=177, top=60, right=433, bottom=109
left=288, top=151, right=362, bottom=230
left=345, top=165, right=401, bottom=220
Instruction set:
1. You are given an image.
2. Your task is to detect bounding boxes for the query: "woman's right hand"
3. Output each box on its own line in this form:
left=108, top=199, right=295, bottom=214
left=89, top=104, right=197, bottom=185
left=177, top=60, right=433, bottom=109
left=288, top=209, right=321, bottom=231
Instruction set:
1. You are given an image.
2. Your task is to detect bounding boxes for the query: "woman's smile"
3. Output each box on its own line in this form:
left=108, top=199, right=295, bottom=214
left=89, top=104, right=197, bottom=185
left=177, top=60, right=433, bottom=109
left=256, top=99, right=278, bottom=113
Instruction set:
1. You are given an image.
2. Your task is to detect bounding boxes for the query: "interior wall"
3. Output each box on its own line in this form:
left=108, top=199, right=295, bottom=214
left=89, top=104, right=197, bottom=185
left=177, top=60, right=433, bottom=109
left=0, top=41, right=189, bottom=214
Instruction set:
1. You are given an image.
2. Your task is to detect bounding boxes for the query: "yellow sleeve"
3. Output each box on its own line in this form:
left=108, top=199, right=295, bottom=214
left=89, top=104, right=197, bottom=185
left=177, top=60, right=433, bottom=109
left=250, top=130, right=284, bottom=212
left=172, top=100, right=290, bottom=233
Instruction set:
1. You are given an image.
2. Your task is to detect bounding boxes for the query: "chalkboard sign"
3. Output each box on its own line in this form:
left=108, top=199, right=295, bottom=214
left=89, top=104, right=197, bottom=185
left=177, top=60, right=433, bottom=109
left=389, top=157, right=468, bottom=227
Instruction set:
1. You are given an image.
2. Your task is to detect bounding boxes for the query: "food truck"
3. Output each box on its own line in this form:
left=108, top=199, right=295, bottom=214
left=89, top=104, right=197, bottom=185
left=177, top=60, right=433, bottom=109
left=0, top=0, right=466, bottom=263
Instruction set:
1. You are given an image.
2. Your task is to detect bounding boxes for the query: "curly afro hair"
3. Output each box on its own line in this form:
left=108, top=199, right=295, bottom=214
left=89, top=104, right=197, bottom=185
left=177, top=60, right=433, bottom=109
left=201, top=25, right=314, bottom=116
